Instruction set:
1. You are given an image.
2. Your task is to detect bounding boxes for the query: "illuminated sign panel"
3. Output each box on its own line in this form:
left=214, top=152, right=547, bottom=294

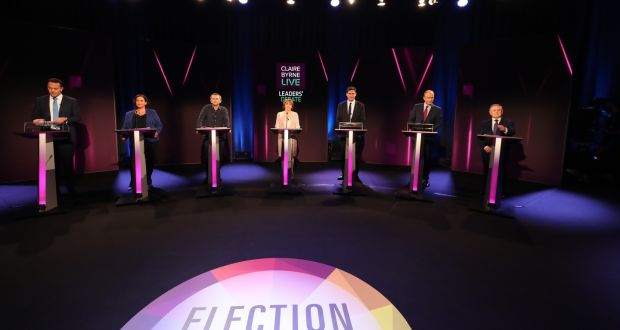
left=123, top=258, right=411, bottom=329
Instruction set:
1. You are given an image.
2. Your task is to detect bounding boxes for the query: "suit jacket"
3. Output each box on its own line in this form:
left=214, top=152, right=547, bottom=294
left=478, top=118, right=515, bottom=148
left=408, top=102, right=442, bottom=131
left=32, top=94, right=81, bottom=144
left=336, top=100, right=366, bottom=127
left=122, top=109, right=163, bottom=142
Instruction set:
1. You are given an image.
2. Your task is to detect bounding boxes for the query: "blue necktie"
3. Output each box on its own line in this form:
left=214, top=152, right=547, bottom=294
left=52, top=96, right=59, bottom=121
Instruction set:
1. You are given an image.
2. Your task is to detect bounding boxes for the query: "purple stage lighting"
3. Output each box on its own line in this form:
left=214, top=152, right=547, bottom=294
left=152, top=49, right=174, bottom=96
left=391, top=48, right=407, bottom=92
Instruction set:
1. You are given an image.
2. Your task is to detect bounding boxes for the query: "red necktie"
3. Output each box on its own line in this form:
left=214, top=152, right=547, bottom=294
left=423, top=106, right=429, bottom=121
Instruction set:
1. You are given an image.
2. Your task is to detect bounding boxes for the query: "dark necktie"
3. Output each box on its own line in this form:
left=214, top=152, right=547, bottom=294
left=493, top=119, right=499, bottom=135
left=423, top=106, right=429, bottom=121
left=348, top=102, right=352, bottom=119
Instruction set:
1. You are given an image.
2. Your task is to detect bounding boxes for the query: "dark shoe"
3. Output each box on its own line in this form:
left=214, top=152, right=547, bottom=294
left=422, top=180, right=430, bottom=188
left=337, top=175, right=343, bottom=180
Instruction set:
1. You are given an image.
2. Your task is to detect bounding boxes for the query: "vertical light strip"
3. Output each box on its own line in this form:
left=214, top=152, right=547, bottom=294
left=416, top=53, right=434, bottom=96
left=489, top=138, right=502, bottom=204
left=317, top=50, right=329, bottom=82
left=134, top=130, right=143, bottom=194
left=557, top=35, right=573, bottom=76
left=406, top=136, right=411, bottom=166
left=283, top=129, right=289, bottom=185
left=391, top=48, right=407, bottom=92
left=350, top=58, right=360, bottom=82
left=347, top=131, right=354, bottom=187
left=153, top=49, right=174, bottom=96
left=182, top=46, right=198, bottom=86
left=38, top=133, right=46, bottom=206
left=265, top=114, right=269, bottom=160
left=412, top=133, right=422, bottom=192
left=466, top=115, right=473, bottom=171
left=211, top=130, right=218, bottom=188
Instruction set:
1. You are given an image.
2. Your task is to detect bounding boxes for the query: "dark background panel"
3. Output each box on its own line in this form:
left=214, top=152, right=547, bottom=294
left=0, top=28, right=116, bottom=183
left=253, top=48, right=328, bottom=162
left=452, top=36, right=572, bottom=185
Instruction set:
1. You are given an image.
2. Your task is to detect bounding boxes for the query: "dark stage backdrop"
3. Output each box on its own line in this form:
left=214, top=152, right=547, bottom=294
left=451, top=36, right=572, bottom=185
left=353, top=47, right=436, bottom=166
left=138, top=41, right=232, bottom=166
left=252, top=47, right=436, bottom=165
left=0, top=27, right=116, bottom=183
left=253, top=49, right=328, bottom=162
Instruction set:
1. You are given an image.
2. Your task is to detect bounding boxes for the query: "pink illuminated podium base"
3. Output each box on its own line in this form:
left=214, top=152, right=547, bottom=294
left=19, top=123, right=71, bottom=213
left=195, top=127, right=231, bottom=198
left=478, top=134, right=523, bottom=211
left=399, top=129, right=438, bottom=201
left=270, top=127, right=302, bottom=192
left=115, top=128, right=156, bottom=206
left=333, top=128, right=367, bottom=195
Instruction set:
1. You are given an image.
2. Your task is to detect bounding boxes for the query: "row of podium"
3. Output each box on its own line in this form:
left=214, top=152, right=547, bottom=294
left=23, top=124, right=521, bottom=213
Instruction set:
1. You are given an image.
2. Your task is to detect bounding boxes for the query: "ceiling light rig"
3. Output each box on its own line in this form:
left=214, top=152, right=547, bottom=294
left=377, top=0, right=386, bottom=7
left=418, top=0, right=439, bottom=7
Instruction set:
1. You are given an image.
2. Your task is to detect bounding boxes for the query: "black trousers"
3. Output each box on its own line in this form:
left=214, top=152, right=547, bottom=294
left=54, top=141, right=76, bottom=193
left=130, top=141, right=157, bottom=186
left=421, top=139, right=433, bottom=181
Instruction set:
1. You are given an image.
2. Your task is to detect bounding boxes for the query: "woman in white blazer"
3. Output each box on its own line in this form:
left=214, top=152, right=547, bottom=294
left=274, top=98, right=301, bottom=170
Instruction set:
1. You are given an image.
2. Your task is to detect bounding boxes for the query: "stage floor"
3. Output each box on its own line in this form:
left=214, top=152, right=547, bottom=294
left=1, top=162, right=620, bottom=329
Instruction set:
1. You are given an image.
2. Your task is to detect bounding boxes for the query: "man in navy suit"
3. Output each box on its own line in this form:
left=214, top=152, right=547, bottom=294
left=479, top=103, right=515, bottom=186
left=336, top=86, right=366, bottom=181
left=31, top=78, right=81, bottom=193
left=408, top=90, right=442, bottom=188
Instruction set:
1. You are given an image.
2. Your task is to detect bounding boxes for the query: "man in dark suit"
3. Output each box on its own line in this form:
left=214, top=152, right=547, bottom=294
left=336, top=86, right=366, bottom=181
left=408, top=89, right=442, bottom=188
left=479, top=103, right=515, bottom=191
left=32, top=78, right=81, bottom=193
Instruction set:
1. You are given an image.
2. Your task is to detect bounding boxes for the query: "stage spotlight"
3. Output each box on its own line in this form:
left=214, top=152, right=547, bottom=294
left=239, top=0, right=248, bottom=4
left=457, top=0, right=468, bottom=7
left=348, top=0, right=355, bottom=4
left=418, top=0, right=426, bottom=7
left=330, top=0, right=340, bottom=7
left=287, top=0, right=295, bottom=4
left=377, top=0, right=386, bottom=6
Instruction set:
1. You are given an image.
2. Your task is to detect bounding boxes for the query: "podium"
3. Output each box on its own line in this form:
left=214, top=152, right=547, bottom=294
left=478, top=134, right=523, bottom=209
left=335, top=127, right=367, bottom=191
left=402, top=129, right=438, bottom=198
left=20, top=122, right=70, bottom=212
left=196, top=127, right=231, bottom=193
left=270, top=127, right=302, bottom=187
left=115, top=128, right=156, bottom=205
